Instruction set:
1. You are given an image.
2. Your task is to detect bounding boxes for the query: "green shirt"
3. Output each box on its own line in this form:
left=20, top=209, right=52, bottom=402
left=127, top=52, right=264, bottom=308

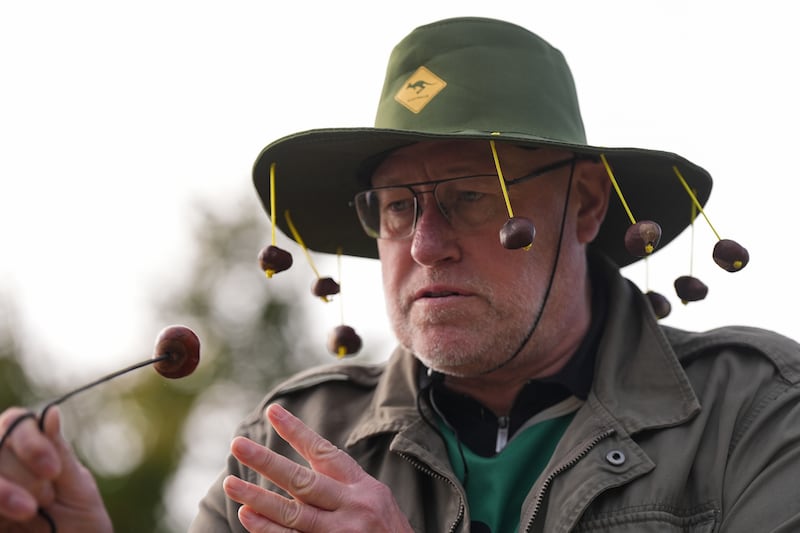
left=439, top=405, right=577, bottom=533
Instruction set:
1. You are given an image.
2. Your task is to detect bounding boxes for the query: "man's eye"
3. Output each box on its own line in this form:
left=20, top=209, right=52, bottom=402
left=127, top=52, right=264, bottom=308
left=457, top=190, right=486, bottom=202
left=384, top=198, right=414, bottom=213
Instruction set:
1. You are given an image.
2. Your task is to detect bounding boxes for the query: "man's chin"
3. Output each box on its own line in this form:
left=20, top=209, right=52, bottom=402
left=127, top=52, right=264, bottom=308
left=411, top=345, right=490, bottom=378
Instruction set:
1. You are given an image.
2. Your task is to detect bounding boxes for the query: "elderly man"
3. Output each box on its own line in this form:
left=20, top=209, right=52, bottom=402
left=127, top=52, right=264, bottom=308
left=2, top=16, right=800, bottom=533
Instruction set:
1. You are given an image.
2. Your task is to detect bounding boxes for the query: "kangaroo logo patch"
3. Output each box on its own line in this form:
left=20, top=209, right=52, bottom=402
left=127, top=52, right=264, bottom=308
left=394, top=66, right=447, bottom=114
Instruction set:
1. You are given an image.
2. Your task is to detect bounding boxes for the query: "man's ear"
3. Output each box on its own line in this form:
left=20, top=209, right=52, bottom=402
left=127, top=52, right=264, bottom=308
left=573, top=159, right=611, bottom=244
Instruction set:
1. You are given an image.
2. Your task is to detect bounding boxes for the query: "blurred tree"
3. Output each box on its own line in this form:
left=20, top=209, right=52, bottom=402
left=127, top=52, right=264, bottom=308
left=60, top=193, right=330, bottom=533
left=0, top=299, right=40, bottom=408
left=0, top=192, right=364, bottom=532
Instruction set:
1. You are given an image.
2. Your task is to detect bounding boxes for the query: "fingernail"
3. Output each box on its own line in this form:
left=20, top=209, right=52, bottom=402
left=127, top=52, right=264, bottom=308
left=267, top=403, right=287, bottom=420
left=239, top=505, right=259, bottom=525
left=233, top=437, right=258, bottom=460
left=223, top=475, right=243, bottom=498
left=5, top=492, right=35, bottom=515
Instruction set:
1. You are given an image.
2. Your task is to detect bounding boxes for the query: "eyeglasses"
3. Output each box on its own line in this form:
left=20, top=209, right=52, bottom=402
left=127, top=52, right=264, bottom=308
left=353, top=156, right=579, bottom=240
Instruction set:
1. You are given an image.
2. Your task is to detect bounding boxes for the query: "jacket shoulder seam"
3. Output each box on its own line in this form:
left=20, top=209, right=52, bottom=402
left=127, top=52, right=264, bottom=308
left=664, top=325, right=800, bottom=383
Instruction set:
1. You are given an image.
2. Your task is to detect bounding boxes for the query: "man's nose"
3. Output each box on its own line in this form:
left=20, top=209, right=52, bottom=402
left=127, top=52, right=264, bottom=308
left=409, top=193, right=461, bottom=266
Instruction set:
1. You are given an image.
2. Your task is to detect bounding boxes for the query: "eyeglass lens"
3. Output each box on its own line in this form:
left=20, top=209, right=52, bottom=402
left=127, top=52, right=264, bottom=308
left=354, top=174, right=505, bottom=239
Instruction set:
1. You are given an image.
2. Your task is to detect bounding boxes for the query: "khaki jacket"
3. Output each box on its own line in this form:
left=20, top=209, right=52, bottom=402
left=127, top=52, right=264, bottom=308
left=190, top=259, right=800, bottom=532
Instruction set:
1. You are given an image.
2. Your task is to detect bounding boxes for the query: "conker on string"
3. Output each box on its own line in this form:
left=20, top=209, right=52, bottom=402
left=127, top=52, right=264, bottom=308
left=645, top=291, right=671, bottom=319
left=327, top=325, right=362, bottom=358
left=624, top=220, right=662, bottom=257
left=258, top=245, right=293, bottom=277
left=153, top=325, right=200, bottom=379
left=713, top=239, right=749, bottom=272
left=312, top=277, right=340, bottom=300
left=499, top=216, right=535, bottom=249
left=674, top=275, right=708, bottom=304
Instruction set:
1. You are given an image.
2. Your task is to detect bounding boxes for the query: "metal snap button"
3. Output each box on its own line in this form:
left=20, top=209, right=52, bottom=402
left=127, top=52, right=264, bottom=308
left=606, top=449, right=626, bottom=466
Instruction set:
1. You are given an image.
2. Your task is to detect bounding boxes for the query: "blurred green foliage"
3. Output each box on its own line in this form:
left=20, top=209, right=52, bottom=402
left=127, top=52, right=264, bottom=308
left=0, top=194, right=331, bottom=532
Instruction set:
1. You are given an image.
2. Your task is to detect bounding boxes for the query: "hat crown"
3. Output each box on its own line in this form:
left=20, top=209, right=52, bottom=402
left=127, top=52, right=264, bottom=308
left=375, top=17, right=587, bottom=144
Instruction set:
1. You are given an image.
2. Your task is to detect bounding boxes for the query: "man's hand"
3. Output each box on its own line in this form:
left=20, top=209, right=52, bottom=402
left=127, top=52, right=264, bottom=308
left=223, top=404, right=414, bottom=533
left=0, top=406, right=113, bottom=532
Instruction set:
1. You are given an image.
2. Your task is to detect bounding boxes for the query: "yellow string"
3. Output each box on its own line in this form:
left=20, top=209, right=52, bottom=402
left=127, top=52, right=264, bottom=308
left=600, top=154, right=637, bottom=225
left=672, top=166, right=722, bottom=241
left=269, top=163, right=277, bottom=245
left=337, top=247, right=344, bottom=324
left=489, top=140, right=515, bottom=218
left=335, top=249, right=348, bottom=358
left=284, top=210, right=321, bottom=279
left=689, top=196, right=696, bottom=275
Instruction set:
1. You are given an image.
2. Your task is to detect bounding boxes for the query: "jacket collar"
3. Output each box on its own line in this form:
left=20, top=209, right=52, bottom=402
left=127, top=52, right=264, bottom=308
left=587, top=253, right=700, bottom=434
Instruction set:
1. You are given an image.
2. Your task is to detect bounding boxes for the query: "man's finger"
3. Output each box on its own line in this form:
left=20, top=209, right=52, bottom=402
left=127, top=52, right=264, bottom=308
left=0, top=476, right=39, bottom=521
left=265, top=404, right=363, bottom=484
left=0, top=409, right=60, bottom=481
left=224, top=474, right=327, bottom=532
left=230, top=436, right=343, bottom=512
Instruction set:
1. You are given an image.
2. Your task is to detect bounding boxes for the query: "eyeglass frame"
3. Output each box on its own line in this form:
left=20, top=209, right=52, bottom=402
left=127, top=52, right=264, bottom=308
left=352, top=154, right=593, bottom=240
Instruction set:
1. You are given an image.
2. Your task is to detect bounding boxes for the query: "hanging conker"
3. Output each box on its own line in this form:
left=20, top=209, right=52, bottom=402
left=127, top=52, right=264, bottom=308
left=645, top=291, right=672, bottom=319
left=674, top=275, right=708, bottom=304
left=499, top=216, right=535, bottom=249
left=258, top=245, right=293, bottom=278
left=713, top=239, right=749, bottom=272
left=153, top=325, right=201, bottom=379
left=624, top=220, right=662, bottom=257
left=312, top=277, right=341, bottom=301
left=327, top=325, right=362, bottom=358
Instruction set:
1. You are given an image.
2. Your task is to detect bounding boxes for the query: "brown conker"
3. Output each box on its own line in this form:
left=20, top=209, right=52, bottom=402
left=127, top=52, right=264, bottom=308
left=327, top=325, right=362, bottom=358
left=312, top=277, right=341, bottom=301
left=713, top=239, right=749, bottom=272
left=153, top=325, right=200, bottom=379
left=624, top=220, right=662, bottom=257
left=258, top=245, right=293, bottom=278
left=674, top=275, right=709, bottom=304
left=499, top=217, right=535, bottom=250
left=645, top=290, right=672, bottom=319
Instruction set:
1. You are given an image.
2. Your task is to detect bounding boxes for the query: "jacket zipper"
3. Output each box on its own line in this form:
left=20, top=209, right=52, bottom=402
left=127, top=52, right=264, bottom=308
left=399, top=452, right=465, bottom=533
left=523, top=429, right=615, bottom=532
left=495, top=415, right=510, bottom=453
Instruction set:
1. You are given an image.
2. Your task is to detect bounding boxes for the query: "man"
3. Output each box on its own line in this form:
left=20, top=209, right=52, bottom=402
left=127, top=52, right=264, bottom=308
left=2, top=16, right=799, bottom=533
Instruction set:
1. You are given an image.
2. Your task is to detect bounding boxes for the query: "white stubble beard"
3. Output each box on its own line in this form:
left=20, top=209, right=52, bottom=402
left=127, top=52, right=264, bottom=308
left=386, top=267, right=547, bottom=378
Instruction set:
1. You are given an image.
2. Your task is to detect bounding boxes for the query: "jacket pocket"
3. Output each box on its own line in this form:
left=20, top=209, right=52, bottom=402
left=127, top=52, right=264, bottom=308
left=573, top=504, right=718, bottom=532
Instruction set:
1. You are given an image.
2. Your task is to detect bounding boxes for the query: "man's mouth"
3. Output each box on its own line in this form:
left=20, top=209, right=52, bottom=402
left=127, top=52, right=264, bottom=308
left=413, top=285, right=470, bottom=301
left=422, top=290, right=460, bottom=298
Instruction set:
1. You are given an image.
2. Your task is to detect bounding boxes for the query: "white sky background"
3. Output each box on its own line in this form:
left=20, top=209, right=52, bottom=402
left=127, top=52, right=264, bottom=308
left=1, top=1, right=799, bottom=529
left=1, top=3, right=798, bottom=400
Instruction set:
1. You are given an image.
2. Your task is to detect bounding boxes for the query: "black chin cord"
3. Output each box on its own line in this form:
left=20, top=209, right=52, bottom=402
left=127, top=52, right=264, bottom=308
left=478, top=158, right=577, bottom=376
left=411, top=160, right=579, bottom=504
left=415, top=369, right=471, bottom=489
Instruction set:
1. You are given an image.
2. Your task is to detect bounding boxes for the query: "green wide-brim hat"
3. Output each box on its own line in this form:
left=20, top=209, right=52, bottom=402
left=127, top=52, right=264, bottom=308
left=253, top=17, right=711, bottom=268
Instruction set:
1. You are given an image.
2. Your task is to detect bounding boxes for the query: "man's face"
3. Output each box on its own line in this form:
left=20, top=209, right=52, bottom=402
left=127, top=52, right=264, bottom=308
left=373, top=140, right=587, bottom=377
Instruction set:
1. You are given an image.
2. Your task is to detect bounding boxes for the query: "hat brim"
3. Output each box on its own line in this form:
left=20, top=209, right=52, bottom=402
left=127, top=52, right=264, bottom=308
left=253, top=128, right=711, bottom=268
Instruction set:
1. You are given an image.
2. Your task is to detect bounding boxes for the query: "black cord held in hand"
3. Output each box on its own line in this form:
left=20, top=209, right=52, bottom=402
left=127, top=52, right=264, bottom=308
left=0, top=325, right=200, bottom=532
left=0, top=354, right=174, bottom=532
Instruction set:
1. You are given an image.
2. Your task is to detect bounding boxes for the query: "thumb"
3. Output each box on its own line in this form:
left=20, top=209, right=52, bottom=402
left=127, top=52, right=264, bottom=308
left=40, top=406, right=62, bottom=441
left=38, top=407, right=113, bottom=530
left=41, top=407, right=99, bottom=499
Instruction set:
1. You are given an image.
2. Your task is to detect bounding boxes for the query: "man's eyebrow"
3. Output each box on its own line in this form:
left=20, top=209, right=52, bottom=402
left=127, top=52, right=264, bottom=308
left=370, top=172, right=500, bottom=189
left=371, top=166, right=493, bottom=186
